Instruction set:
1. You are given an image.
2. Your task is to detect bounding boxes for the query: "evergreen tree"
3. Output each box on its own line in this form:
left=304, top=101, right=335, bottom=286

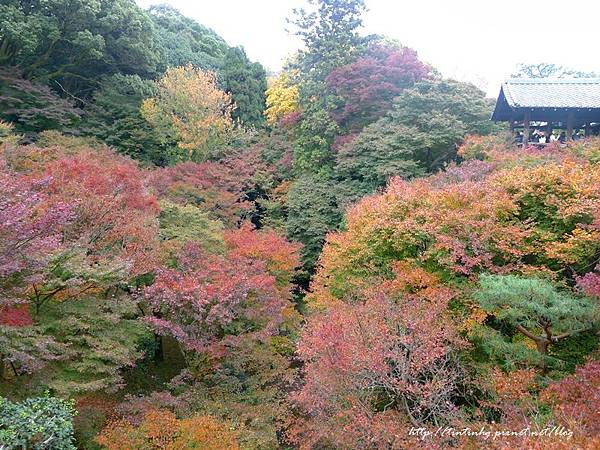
left=474, top=274, right=598, bottom=370
left=288, top=0, right=367, bottom=175
left=221, top=47, right=267, bottom=128
left=288, top=0, right=367, bottom=90
left=148, top=5, right=229, bottom=72
left=81, top=74, right=167, bottom=166
left=0, top=0, right=160, bottom=99
left=286, top=173, right=343, bottom=280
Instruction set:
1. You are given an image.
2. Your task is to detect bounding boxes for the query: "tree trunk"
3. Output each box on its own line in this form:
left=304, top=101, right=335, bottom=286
left=536, top=338, right=550, bottom=374
left=154, top=333, right=164, bottom=361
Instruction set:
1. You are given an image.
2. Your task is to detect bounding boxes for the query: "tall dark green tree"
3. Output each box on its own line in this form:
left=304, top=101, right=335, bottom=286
left=293, top=106, right=339, bottom=174
left=287, top=0, right=368, bottom=175
left=0, top=0, right=160, bottom=99
left=286, top=173, right=343, bottom=281
left=148, top=5, right=229, bottom=72
left=280, top=0, right=369, bottom=278
left=288, top=0, right=367, bottom=89
left=80, top=74, right=168, bottom=166
left=221, top=47, right=267, bottom=128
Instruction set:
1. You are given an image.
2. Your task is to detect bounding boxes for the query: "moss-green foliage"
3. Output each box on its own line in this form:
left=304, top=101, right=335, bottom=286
left=335, top=79, right=499, bottom=200
left=35, top=131, right=106, bottom=152
left=149, top=5, right=229, bottom=72
left=0, top=395, right=76, bottom=450
left=0, top=0, right=160, bottom=98
left=475, top=275, right=594, bottom=334
left=159, top=200, right=225, bottom=254
left=0, top=2, right=267, bottom=165
left=469, top=324, right=542, bottom=371
left=293, top=106, right=339, bottom=174
left=73, top=406, right=105, bottom=450
left=0, top=120, right=20, bottom=145
left=335, top=121, right=425, bottom=199
left=549, top=331, right=600, bottom=374
left=38, top=297, right=150, bottom=397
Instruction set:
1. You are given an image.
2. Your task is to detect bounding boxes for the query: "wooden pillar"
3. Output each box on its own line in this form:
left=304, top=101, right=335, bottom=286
left=566, top=111, right=574, bottom=140
left=545, top=122, right=553, bottom=141
left=523, top=111, right=530, bottom=145
left=585, top=122, right=591, bottom=137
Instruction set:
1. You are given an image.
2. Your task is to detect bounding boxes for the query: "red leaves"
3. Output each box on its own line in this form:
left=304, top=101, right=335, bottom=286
left=576, top=268, right=600, bottom=298
left=148, top=160, right=252, bottom=227
left=290, top=266, right=466, bottom=449
left=144, top=225, right=299, bottom=357
left=0, top=304, right=33, bottom=327
left=326, top=43, right=430, bottom=129
left=224, top=222, right=302, bottom=288
left=0, top=158, right=74, bottom=306
left=542, top=359, right=600, bottom=436
left=43, top=150, right=160, bottom=275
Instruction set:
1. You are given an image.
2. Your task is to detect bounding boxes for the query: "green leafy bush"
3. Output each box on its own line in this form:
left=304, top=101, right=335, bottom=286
left=0, top=395, right=76, bottom=450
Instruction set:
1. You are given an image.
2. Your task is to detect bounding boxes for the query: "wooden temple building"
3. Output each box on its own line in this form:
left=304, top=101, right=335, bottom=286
left=491, top=78, right=600, bottom=144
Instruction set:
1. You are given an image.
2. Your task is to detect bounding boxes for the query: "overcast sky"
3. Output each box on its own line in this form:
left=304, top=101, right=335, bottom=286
left=137, top=0, right=600, bottom=97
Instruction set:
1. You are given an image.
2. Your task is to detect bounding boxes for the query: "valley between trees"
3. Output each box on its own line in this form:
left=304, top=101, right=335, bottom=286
left=0, top=1, right=599, bottom=449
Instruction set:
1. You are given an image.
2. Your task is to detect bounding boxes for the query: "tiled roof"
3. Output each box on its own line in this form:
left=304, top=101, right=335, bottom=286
left=501, top=78, right=600, bottom=108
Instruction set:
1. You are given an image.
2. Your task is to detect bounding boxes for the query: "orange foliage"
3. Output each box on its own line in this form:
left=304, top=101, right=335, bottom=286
left=96, top=410, right=239, bottom=450
left=171, top=416, right=239, bottom=450
left=224, top=222, right=302, bottom=289
left=310, top=146, right=600, bottom=309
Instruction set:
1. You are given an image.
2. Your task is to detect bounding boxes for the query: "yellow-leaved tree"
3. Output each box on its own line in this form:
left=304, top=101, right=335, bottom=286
left=141, top=64, right=234, bottom=162
left=264, top=71, right=299, bottom=125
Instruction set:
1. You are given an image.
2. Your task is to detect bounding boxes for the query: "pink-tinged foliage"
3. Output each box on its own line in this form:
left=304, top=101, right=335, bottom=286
left=427, top=159, right=496, bottom=188
left=279, top=110, right=302, bottom=128
left=224, top=222, right=301, bottom=289
left=0, top=159, right=73, bottom=305
left=0, top=304, right=33, bottom=327
left=1, top=144, right=160, bottom=323
left=114, top=392, right=186, bottom=426
left=289, top=266, right=466, bottom=449
left=148, top=160, right=252, bottom=226
left=144, top=238, right=292, bottom=357
left=331, top=133, right=358, bottom=153
left=576, top=267, right=600, bottom=298
left=326, top=44, right=430, bottom=129
left=0, top=67, right=82, bottom=131
left=482, top=360, right=600, bottom=449
left=541, top=359, right=600, bottom=436
left=312, top=147, right=600, bottom=306
left=43, top=149, right=160, bottom=276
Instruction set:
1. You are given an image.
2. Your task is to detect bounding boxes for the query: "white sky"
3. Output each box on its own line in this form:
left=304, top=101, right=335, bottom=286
left=137, top=0, right=600, bottom=97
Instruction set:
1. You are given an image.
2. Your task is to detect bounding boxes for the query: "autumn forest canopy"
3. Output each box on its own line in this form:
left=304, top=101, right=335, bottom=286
left=0, top=0, right=599, bottom=449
